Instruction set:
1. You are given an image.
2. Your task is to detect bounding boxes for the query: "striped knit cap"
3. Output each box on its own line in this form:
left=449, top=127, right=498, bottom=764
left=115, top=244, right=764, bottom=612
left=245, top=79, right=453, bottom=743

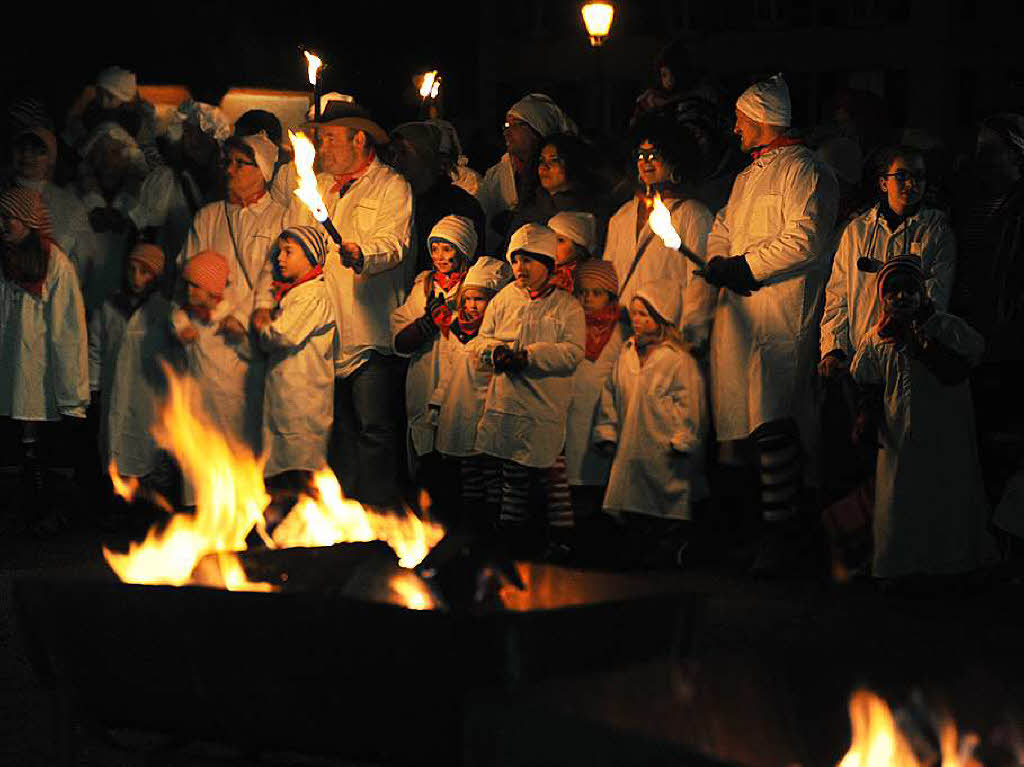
left=128, top=243, right=165, bottom=275
left=576, top=259, right=619, bottom=297
left=876, top=257, right=924, bottom=300
left=279, top=226, right=329, bottom=267
left=7, top=97, right=54, bottom=133
left=0, top=187, right=53, bottom=240
left=184, top=251, right=229, bottom=297
left=429, top=215, right=478, bottom=262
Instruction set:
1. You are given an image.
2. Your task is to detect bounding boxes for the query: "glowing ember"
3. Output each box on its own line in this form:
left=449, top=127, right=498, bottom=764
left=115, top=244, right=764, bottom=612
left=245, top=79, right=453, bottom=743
left=648, top=192, right=682, bottom=250
left=288, top=130, right=329, bottom=222
left=109, top=461, right=139, bottom=502
left=419, top=70, right=439, bottom=100
left=103, top=367, right=444, bottom=593
left=839, top=690, right=980, bottom=767
left=303, top=50, right=323, bottom=87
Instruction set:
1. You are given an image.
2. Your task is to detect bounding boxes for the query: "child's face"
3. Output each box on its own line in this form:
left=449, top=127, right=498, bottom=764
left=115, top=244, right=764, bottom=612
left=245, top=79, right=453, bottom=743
left=430, top=240, right=460, bottom=275
left=460, top=287, right=490, bottom=322
left=554, top=235, right=579, bottom=267
left=881, top=274, right=923, bottom=318
left=629, top=297, right=661, bottom=343
left=277, top=236, right=312, bottom=282
left=126, top=259, right=157, bottom=296
left=512, top=253, right=550, bottom=292
left=2, top=216, right=29, bottom=245
left=186, top=280, right=220, bottom=310
left=578, top=280, right=613, bottom=313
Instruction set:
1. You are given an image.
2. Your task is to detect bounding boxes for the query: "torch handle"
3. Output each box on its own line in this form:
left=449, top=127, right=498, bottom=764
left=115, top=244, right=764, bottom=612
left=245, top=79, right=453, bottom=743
left=320, top=216, right=343, bottom=247
left=677, top=243, right=707, bottom=270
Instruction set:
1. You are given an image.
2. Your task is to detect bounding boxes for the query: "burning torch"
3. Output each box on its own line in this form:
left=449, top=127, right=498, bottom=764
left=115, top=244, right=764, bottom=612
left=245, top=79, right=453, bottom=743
left=304, top=49, right=324, bottom=121
left=288, top=130, right=341, bottom=242
left=418, top=70, right=441, bottom=118
left=647, top=192, right=707, bottom=271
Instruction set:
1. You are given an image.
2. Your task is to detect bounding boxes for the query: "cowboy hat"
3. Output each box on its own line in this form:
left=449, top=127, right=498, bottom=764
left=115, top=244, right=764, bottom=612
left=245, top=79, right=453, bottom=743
left=308, top=100, right=389, bottom=145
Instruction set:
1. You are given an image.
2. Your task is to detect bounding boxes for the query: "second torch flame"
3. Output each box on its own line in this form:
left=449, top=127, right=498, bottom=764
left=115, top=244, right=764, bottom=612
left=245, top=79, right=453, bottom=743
left=288, top=130, right=328, bottom=222
left=648, top=192, right=681, bottom=250
left=420, top=70, right=440, bottom=100
left=303, top=50, right=323, bottom=87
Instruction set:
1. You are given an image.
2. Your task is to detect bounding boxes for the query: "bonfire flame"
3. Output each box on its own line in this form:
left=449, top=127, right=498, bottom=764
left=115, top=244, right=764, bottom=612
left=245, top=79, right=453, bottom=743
left=648, top=192, right=682, bottom=250
left=839, top=690, right=980, bottom=767
left=288, top=130, right=329, bottom=223
left=303, top=50, right=323, bottom=86
left=109, top=461, right=139, bottom=503
left=419, top=70, right=439, bottom=100
left=104, top=368, right=444, bottom=598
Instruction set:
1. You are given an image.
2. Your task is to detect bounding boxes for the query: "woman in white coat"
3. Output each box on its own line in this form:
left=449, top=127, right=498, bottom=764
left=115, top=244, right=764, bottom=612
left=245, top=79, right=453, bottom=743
left=0, top=188, right=88, bottom=507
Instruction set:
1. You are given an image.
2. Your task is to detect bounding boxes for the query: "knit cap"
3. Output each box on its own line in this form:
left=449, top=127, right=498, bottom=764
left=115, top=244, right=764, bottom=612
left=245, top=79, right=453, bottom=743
left=736, top=74, right=792, bottom=127
left=506, top=223, right=558, bottom=273
left=463, top=256, right=513, bottom=294
left=576, top=259, right=619, bottom=297
left=280, top=226, right=329, bottom=266
left=548, top=211, right=598, bottom=256
left=128, top=243, right=165, bottom=275
left=428, top=215, right=478, bottom=263
left=0, top=187, right=53, bottom=240
left=15, top=126, right=57, bottom=170
left=184, top=251, right=229, bottom=297
left=876, top=257, right=924, bottom=300
left=634, top=280, right=681, bottom=327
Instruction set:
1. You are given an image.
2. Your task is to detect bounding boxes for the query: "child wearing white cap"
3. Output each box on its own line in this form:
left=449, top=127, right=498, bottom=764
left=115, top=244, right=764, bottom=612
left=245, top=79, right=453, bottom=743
left=547, top=210, right=598, bottom=293
left=594, top=280, right=708, bottom=566
left=473, top=223, right=586, bottom=551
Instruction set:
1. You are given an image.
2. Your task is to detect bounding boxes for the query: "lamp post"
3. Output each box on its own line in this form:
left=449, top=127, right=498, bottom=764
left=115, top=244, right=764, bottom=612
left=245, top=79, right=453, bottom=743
left=581, top=2, right=614, bottom=136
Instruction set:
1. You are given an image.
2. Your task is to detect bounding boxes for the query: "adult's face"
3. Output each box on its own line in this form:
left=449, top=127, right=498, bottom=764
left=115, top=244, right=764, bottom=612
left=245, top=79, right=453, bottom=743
left=503, top=114, right=540, bottom=162
left=318, top=126, right=362, bottom=175
left=734, top=109, right=772, bottom=154
left=223, top=147, right=266, bottom=201
left=879, top=155, right=926, bottom=216
left=636, top=140, right=671, bottom=186
left=538, top=144, right=569, bottom=194
left=389, top=136, right=433, bottom=194
left=13, top=136, right=49, bottom=181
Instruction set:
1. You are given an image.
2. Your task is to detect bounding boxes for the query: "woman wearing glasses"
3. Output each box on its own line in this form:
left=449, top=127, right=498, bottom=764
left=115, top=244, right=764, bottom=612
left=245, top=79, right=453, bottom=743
left=601, top=114, right=715, bottom=350
left=819, top=145, right=957, bottom=380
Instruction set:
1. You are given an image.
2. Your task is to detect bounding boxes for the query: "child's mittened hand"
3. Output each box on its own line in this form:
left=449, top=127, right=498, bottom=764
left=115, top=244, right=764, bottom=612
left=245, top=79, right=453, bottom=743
left=251, top=308, right=272, bottom=333
left=177, top=325, right=199, bottom=344
left=217, top=317, right=246, bottom=343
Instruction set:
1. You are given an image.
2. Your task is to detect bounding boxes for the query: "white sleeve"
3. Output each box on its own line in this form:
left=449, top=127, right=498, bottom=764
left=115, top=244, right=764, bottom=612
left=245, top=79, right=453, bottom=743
left=354, top=176, right=413, bottom=276
left=526, top=299, right=585, bottom=375
left=820, top=222, right=854, bottom=358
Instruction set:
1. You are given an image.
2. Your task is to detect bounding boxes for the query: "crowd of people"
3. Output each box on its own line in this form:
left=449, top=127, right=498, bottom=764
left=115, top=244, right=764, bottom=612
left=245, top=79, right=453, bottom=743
left=2, top=54, right=1023, bottom=586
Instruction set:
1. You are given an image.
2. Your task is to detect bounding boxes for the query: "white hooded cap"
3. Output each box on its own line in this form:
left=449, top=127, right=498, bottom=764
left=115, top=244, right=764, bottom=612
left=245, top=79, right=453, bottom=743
left=428, top=215, right=478, bottom=262
left=634, top=280, right=681, bottom=327
left=176, top=100, right=232, bottom=142
left=506, top=223, right=558, bottom=271
left=463, top=256, right=513, bottom=294
left=507, top=93, right=578, bottom=138
left=233, top=131, right=278, bottom=182
left=96, top=66, right=138, bottom=104
left=736, top=74, right=792, bottom=127
left=548, top=211, right=598, bottom=256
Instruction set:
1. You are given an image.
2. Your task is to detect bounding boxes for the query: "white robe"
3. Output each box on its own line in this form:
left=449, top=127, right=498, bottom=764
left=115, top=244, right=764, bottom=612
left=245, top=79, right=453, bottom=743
left=594, top=339, right=707, bottom=520
left=259, top=277, right=337, bottom=476
left=706, top=144, right=839, bottom=442
left=88, top=292, right=175, bottom=477
left=821, top=204, right=957, bottom=359
left=0, top=245, right=88, bottom=421
left=430, top=332, right=492, bottom=458
left=565, top=321, right=626, bottom=485
left=475, top=154, right=517, bottom=252
left=131, top=165, right=200, bottom=270
left=473, top=284, right=585, bottom=468
left=77, top=187, right=139, bottom=319
left=17, top=178, right=99, bottom=291
left=851, top=312, right=996, bottom=577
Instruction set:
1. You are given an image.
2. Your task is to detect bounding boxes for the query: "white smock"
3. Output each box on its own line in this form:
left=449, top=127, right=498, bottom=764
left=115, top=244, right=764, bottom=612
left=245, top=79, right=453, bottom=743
left=131, top=166, right=201, bottom=269
left=259, top=277, right=337, bottom=477
left=390, top=270, right=460, bottom=458
left=0, top=244, right=88, bottom=420
left=603, top=196, right=716, bottom=343
left=594, top=339, right=707, bottom=520
left=17, top=178, right=99, bottom=290
left=473, top=284, right=585, bottom=468
left=77, top=187, right=139, bottom=319
left=565, top=321, right=627, bottom=485
left=851, top=312, right=997, bottom=577
left=476, top=154, right=517, bottom=252
left=706, top=144, right=839, bottom=441
left=430, top=331, right=492, bottom=458
left=821, top=204, right=956, bottom=359
left=88, top=292, right=175, bottom=477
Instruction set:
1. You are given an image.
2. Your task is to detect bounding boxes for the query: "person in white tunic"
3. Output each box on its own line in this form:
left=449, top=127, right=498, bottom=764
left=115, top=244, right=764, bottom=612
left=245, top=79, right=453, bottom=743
left=429, top=256, right=513, bottom=530
left=473, top=224, right=585, bottom=537
left=88, top=244, right=175, bottom=490
left=391, top=216, right=477, bottom=496
left=296, top=99, right=413, bottom=507
left=602, top=115, right=715, bottom=348
left=172, top=251, right=258, bottom=505
left=820, top=145, right=957, bottom=377
left=0, top=188, right=88, bottom=507
left=253, top=227, right=336, bottom=481
left=10, top=125, right=100, bottom=289
left=702, top=74, right=839, bottom=571
left=547, top=210, right=599, bottom=293
left=850, top=258, right=996, bottom=579
left=565, top=259, right=626, bottom=518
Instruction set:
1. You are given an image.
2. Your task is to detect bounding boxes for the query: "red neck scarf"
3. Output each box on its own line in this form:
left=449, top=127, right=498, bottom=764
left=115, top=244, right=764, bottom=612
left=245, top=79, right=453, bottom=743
left=228, top=186, right=267, bottom=207
left=329, top=150, right=376, bottom=195
left=528, top=282, right=557, bottom=301
left=549, top=261, right=577, bottom=294
left=272, top=265, right=323, bottom=304
left=584, top=302, right=619, bottom=362
left=751, top=135, right=804, bottom=160
left=433, top=270, right=464, bottom=292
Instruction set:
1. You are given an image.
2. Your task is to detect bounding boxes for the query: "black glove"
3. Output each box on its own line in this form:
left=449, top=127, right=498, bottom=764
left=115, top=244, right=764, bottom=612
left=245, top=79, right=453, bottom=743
left=699, top=256, right=761, bottom=296
left=491, top=345, right=529, bottom=374
left=424, top=291, right=445, bottom=318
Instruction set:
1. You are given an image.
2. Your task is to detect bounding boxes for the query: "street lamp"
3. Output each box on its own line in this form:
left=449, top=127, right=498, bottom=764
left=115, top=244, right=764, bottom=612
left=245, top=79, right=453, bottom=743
left=581, top=2, right=614, bottom=47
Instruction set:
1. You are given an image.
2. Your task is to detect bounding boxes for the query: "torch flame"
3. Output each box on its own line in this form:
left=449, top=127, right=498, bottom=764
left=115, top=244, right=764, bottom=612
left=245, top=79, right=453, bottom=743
left=288, top=130, right=329, bottom=223
left=419, top=70, right=439, bottom=100
left=103, top=367, right=445, bottom=595
left=303, top=50, right=323, bottom=87
left=648, top=192, right=682, bottom=250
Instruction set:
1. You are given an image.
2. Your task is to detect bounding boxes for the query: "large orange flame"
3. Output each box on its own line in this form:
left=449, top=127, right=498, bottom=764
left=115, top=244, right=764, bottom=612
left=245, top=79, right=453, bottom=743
left=103, top=368, right=444, bottom=599
left=288, top=130, right=329, bottom=222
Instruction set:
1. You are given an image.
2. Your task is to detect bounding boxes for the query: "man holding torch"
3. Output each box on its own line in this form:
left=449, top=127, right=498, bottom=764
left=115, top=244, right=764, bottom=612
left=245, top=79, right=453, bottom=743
left=702, top=74, right=838, bottom=574
left=298, top=98, right=413, bottom=508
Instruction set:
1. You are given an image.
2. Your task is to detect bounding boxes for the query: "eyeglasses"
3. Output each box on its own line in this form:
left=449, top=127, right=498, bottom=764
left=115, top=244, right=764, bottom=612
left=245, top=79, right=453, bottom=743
left=503, top=117, right=528, bottom=131
left=223, top=156, right=258, bottom=169
left=538, top=156, right=565, bottom=168
left=636, top=149, right=662, bottom=163
left=882, top=170, right=926, bottom=185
